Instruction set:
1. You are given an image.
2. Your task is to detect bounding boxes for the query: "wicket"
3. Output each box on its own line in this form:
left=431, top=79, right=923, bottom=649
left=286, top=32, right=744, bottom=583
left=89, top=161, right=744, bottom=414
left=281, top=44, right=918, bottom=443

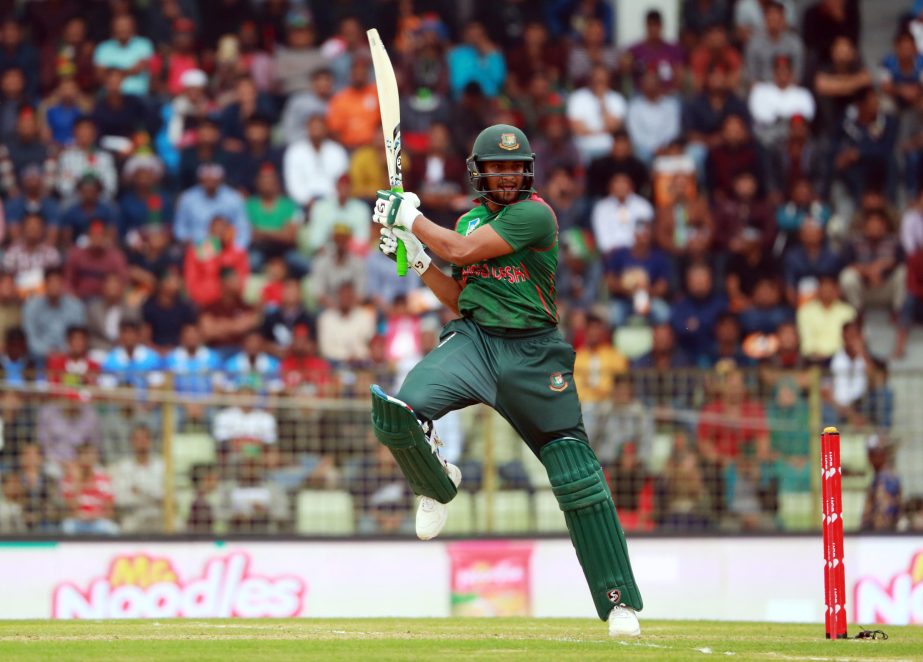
left=821, top=427, right=847, bottom=639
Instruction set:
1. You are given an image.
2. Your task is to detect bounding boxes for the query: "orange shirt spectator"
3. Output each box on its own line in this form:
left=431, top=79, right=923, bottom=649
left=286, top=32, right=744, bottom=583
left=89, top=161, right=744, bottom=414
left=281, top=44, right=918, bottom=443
left=326, top=58, right=379, bottom=149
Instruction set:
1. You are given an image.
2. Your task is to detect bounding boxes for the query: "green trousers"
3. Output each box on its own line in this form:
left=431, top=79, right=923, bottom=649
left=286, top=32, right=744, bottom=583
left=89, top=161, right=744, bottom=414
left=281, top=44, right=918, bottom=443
left=397, top=317, right=586, bottom=457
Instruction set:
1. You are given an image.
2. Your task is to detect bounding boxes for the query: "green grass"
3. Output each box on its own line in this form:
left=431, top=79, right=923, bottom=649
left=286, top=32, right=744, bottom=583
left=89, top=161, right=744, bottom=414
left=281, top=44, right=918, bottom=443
left=0, top=619, right=919, bottom=661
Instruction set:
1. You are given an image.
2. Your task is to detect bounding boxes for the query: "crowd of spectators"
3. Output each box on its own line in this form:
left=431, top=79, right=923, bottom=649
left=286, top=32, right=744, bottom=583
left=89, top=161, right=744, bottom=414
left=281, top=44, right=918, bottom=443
left=0, top=0, right=921, bottom=535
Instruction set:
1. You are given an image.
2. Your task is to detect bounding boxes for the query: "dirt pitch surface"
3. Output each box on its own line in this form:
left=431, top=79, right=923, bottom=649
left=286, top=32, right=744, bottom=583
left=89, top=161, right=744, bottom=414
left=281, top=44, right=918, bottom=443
left=0, top=618, right=919, bottom=661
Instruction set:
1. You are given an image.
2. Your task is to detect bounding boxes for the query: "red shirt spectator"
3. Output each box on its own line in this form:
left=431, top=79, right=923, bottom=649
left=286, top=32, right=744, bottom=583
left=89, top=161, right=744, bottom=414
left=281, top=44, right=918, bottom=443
left=697, top=367, right=769, bottom=463
left=183, top=216, right=250, bottom=308
left=60, top=444, right=114, bottom=521
left=62, top=220, right=128, bottom=300
left=46, top=324, right=98, bottom=385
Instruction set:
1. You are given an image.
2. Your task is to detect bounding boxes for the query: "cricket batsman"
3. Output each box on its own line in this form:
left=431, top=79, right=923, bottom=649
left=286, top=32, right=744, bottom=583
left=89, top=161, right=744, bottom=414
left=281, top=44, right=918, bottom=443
left=370, top=124, right=643, bottom=637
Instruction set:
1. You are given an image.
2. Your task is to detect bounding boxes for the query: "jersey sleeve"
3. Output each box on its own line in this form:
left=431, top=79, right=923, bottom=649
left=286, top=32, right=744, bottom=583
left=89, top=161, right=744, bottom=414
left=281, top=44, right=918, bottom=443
left=490, top=200, right=557, bottom=252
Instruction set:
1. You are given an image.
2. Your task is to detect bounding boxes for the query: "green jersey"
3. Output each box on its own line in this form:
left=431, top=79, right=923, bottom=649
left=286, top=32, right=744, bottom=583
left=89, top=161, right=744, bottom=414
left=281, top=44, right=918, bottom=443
left=452, top=194, right=559, bottom=330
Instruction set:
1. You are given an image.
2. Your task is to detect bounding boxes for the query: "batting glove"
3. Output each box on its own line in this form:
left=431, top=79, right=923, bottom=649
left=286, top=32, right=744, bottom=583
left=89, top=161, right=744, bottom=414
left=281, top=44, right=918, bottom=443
left=374, top=189, right=421, bottom=230
left=379, top=226, right=430, bottom=275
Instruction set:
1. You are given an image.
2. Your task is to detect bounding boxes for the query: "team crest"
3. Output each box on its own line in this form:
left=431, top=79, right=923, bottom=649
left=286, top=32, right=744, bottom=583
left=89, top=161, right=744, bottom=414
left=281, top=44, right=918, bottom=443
left=499, top=133, right=519, bottom=150
left=607, top=589, right=622, bottom=604
left=549, top=372, right=568, bottom=392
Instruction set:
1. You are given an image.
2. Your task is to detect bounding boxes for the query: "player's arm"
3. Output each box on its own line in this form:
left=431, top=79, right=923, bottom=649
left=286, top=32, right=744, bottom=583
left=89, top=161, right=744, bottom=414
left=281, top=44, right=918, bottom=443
left=412, top=214, right=513, bottom=266
left=378, top=227, right=463, bottom=315
left=420, top=265, right=463, bottom=315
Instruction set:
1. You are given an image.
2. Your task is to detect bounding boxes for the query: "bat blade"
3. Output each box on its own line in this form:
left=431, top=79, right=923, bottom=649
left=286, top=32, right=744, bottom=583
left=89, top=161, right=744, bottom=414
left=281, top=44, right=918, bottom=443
left=367, top=28, right=407, bottom=275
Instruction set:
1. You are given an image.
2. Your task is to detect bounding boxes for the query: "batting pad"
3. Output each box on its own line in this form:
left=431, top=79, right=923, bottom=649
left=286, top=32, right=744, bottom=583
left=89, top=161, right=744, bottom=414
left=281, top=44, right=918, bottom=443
left=541, top=437, right=643, bottom=619
left=370, top=385, right=458, bottom=504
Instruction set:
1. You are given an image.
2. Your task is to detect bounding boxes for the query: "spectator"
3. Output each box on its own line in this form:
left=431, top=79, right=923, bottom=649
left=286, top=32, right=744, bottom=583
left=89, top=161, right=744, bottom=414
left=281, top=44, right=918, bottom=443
left=880, top=31, right=923, bottom=113
left=597, top=377, right=655, bottom=469
left=0, top=327, right=39, bottom=386
left=712, top=171, right=776, bottom=255
left=99, top=319, right=162, bottom=389
left=45, top=325, right=98, bottom=386
left=142, top=271, right=197, bottom=350
left=92, top=14, right=154, bottom=96
left=149, top=17, right=201, bottom=97
left=310, top=225, right=367, bottom=309
left=0, top=472, right=25, bottom=533
left=745, top=1, right=805, bottom=83
left=127, top=223, right=183, bottom=293
left=63, top=219, right=129, bottom=301
left=783, top=217, right=842, bottom=306
left=801, top=0, right=861, bottom=70
left=326, top=56, right=379, bottom=151
left=591, top=172, right=654, bottom=255
left=0, top=67, right=27, bottom=146
left=566, top=64, right=626, bottom=163
left=573, top=314, right=628, bottom=447
left=0, top=17, right=39, bottom=97
left=0, top=105, right=54, bottom=197
left=749, top=55, right=815, bottom=152
left=109, top=424, right=164, bottom=533
left=683, top=67, right=750, bottom=180
left=91, top=68, right=150, bottom=140
left=176, top=115, right=240, bottom=190
left=187, top=463, right=219, bottom=534
left=658, top=449, right=713, bottom=530
left=706, top=114, right=761, bottom=203
left=36, top=391, right=100, bottom=471
left=698, top=364, right=769, bottom=466
left=58, top=173, right=119, bottom=244
left=283, top=114, right=349, bottom=208
left=625, top=9, right=684, bottom=91
left=55, top=116, right=117, bottom=203
left=834, top=86, right=898, bottom=201
left=689, top=24, right=743, bottom=92
left=17, top=443, right=61, bottom=532
left=447, top=21, right=506, bottom=99
left=118, top=154, right=173, bottom=244
left=22, top=267, right=86, bottom=360
left=710, top=312, right=753, bottom=367
left=797, top=275, right=856, bottom=361
left=184, top=215, right=250, bottom=308
left=213, top=384, right=278, bottom=456
left=626, top=68, right=681, bottom=164
left=40, top=74, right=92, bottom=147
left=739, top=277, right=793, bottom=340
left=271, top=7, right=325, bottom=96
left=813, top=36, right=871, bottom=136
left=765, top=378, right=812, bottom=494
left=654, top=167, right=714, bottom=274
left=556, top=228, right=603, bottom=313
left=85, top=272, right=136, bottom=351
left=725, top=228, right=780, bottom=312
left=303, top=174, right=369, bottom=256
left=174, top=163, right=249, bottom=249
left=280, top=67, right=334, bottom=145
left=281, top=324, right=336, bottom=396
left=218, top=77, right=276, bottom=149
left=899, top=187, right=923, bottom=356
left=262, top=278, right=314, bottom=356
left=38, top=16, right=95, bottom=95
left=317, top=281, right=375, bottom=365
left=351, top=442, right=414, bottom=534
left=61, top=442, right=118, bottom=535
left=604, top=218, right=672, bottom=326
left=164, top=323, right=222, bottom=412
left=247, top=164, right=304, bottom=273
left=839, top=208, right=904, bottom=317
left=824, top=321, right=890, bottom=426
left=3, top=163, right=59, bottom=235
left=0, top=273, right=20, bottom=343
left=219, top=449, right=290, bottom=534
left=162, top=68, right=214, bottom=157
left=671, top=263, right=728, bottom=363
left=860, top=432, right=902, bottom=532
left=405, top=121, right=469, bottom=225
left=567, top=17, right=618, bottom=86
left=775, top=177, right=832, bottom=253
left=223, top=331, right=281, bottom=392
left=199, top=268, right=259, bottom=354
left=2, top=212, right=61, bottom=296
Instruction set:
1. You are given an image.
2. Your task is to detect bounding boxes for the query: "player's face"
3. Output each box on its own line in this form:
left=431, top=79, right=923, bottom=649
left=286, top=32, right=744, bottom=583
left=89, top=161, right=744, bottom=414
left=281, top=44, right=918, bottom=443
left=483, top=160, right=525, bottom=205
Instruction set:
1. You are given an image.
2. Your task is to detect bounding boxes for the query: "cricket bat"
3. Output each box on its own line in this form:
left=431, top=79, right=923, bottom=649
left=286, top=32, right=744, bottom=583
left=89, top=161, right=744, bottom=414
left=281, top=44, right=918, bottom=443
left=367, top=28, right=408, bottom=276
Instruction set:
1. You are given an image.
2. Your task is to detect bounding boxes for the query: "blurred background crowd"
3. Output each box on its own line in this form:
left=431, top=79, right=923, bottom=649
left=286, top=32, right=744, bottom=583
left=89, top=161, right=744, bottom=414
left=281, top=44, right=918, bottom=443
left=0, top=0, right=922, bottom=538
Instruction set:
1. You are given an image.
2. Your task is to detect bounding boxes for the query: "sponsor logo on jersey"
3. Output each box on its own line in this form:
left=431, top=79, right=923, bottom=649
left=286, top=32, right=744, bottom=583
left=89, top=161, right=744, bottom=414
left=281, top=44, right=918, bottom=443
left=549, top=372, right=568, bottom=392
left=499, top=133, right=520, bottom=150
left=607, top=588, right=622, bottom=604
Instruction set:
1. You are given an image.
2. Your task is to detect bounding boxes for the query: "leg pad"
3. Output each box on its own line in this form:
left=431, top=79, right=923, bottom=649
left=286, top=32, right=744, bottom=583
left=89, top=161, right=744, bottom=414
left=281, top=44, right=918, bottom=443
left=370, top=385, right=458, bottom=504
left=542, top=437, right=643, bottom=619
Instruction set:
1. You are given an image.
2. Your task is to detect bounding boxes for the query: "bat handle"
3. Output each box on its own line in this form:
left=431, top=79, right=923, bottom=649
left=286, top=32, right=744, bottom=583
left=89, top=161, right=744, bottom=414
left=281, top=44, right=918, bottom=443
left=396, top=240, right=408, bottom=276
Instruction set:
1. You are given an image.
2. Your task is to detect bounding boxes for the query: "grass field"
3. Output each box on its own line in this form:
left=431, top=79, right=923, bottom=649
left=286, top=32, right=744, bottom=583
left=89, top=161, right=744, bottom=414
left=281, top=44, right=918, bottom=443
left=0, top=619, right=920, bottom=661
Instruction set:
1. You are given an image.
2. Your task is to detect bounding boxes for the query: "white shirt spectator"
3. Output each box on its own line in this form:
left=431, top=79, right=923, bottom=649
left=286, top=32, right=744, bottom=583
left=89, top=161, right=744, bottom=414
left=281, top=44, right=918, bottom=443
left=109, top=454, right=164, bottom=533
left=566, top=87, right=627, bottom=162
left=626, top=94, right=681, bottom=163
left=317, top=306, right=376, bottom=363
left=213, top=407, right=278, bottom=446
left=591, top=193, right=654, bottom=254
left=283, top=138, right=349, bottom=207
left=829, top=349, right=868, bottom=407
left=748, top=82, right=815, bottom=127
left=56, top=148, right=118, bottom=202
left=901, top=206, right=923, bottom=254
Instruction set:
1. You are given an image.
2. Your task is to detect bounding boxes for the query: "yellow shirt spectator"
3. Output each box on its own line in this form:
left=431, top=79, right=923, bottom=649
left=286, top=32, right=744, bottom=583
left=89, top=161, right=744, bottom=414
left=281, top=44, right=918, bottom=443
left=797, top=299, right=856, bottom=360
left=574, top=343, right=629, bottom=404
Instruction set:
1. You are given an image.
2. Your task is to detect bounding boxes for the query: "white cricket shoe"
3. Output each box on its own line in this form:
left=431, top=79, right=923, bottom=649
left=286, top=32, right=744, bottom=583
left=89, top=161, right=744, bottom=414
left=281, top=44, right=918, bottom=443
left=415, top=462, right=462, bottom=541
left=607, top=604, right=641, bottom=638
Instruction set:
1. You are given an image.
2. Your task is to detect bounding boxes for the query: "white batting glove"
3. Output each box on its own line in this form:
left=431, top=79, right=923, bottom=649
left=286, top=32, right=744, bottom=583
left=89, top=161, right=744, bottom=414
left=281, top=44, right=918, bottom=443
left=374, top=189, right=422, bottom=230
left=379, top=226, right=430, bottom=275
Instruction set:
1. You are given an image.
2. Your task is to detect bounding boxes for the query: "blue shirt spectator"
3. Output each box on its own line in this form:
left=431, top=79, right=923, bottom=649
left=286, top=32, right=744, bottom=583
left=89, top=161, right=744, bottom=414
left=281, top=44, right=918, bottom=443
left=670, top=263, right=728, bottom=363
left=222, top=331, right=281, bottom=392
left=4, top=168, right=59, bottom=227
left=22, top=268, right=86, bottom=359
left=782, top=219, right=842, bottom=306
left=92, top=16, right=154, bottom=95
left=0, top=19, right=39, bottom=97
left=165, top=324, right=222, bottom=397
left=447, top=22, right=506, bottom=98
left=99, top=321, right=162, bottom=389
left=59, top=174, right=120, bottom=241
left=174, top=164, right=249, bottom=249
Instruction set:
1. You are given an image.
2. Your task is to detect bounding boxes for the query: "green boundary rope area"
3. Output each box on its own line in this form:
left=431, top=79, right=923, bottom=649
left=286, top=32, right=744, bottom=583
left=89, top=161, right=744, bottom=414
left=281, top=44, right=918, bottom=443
left=0, top=619, right=917, bottom=662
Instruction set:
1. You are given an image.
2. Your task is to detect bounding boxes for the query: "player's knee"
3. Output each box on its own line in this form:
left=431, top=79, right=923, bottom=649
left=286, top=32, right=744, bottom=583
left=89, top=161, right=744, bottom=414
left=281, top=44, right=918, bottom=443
left=540, top=437, right=608, bottom=511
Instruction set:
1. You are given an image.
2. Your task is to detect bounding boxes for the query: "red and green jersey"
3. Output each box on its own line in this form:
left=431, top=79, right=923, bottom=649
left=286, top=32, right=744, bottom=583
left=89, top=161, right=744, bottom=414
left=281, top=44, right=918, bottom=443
left=452, top=194, right=559, bottom=330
